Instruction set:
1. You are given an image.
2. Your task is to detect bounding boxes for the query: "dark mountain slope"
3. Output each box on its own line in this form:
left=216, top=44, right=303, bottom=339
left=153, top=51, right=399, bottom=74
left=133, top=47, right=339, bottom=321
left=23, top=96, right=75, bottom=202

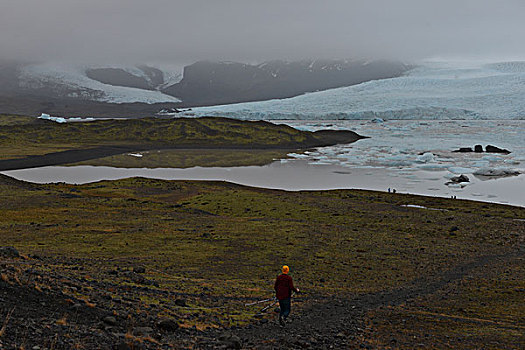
left=163, top=59, right=411, bottom=106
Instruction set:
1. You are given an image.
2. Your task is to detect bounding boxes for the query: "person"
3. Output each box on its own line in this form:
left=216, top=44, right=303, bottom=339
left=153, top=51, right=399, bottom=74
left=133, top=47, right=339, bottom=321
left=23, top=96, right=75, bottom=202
left=274, top=265, right=299, bottom=326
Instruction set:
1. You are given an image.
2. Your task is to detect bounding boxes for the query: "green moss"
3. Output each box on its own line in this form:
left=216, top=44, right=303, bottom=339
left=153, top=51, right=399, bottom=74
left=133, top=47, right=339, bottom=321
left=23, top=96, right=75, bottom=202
left=0, top=114, right=36, bottom=126
left=0, top=176, right=523, bottom=335
left=0, top=116, right=355, bottom=154
left=72, top=148, right=291, bottom=168
left=364, top=257, right=525, bottom=348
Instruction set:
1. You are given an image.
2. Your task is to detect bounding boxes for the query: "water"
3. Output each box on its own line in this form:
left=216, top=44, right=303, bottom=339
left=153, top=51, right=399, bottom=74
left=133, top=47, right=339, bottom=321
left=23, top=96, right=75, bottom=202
left=3, top=61, right=525, bottom=207
left=4, top=161, right=524, bottom=207
left=3, top=118, right=524, bottom=207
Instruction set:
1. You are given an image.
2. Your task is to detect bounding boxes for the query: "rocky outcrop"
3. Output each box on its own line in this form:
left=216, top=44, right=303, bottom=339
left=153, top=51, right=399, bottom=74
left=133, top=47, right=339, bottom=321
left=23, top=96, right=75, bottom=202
left=0, top=246, right=20, bottom=258
left=485, top=145, right=511, bottom=154
left=453, top=147, right=473, bottom=153
left=86, top=68, right=152, bottom=90
left=85, top=66, right=165, bottom=91
left=473, top=168, right=520, bottom=177
left=453, top=145, right=511, bottom=154
left=449, top=175, right=470, bottom=183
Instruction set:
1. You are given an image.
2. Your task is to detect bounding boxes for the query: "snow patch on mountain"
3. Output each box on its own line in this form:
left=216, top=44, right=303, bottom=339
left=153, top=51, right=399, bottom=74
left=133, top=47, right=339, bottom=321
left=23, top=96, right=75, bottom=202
left=145, top=63, right=184, bottom=89
left=19, top=62, right=181, bottom=104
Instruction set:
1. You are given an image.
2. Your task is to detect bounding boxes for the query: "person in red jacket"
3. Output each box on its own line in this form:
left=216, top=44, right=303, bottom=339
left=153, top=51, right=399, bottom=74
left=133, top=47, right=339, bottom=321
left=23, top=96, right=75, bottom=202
left=274, top=265, right=299, bottom=326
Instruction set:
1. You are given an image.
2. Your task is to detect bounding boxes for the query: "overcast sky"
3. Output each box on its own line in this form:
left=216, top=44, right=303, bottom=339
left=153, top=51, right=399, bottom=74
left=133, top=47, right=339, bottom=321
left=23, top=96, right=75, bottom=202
left=1, top=0, right=525, bottom=64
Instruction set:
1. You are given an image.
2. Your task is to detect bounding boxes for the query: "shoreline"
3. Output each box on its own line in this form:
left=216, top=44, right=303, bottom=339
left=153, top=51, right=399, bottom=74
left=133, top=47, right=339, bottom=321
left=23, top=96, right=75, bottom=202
left=0, top=115, right=365, bottom=170
left=3, top=163, right=524, bottom=208
left=0, top=146, right=301, bottom=171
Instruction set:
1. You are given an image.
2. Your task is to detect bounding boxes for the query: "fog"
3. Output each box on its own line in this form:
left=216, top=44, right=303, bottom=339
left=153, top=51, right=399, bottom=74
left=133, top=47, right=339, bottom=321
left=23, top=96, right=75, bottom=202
left=1, top=0, right=525, bottom=64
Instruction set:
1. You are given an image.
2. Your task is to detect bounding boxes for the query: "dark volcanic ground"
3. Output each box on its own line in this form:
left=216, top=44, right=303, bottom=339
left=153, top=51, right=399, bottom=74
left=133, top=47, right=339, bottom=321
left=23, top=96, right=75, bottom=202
left=1, top=250, right=523, bottom=349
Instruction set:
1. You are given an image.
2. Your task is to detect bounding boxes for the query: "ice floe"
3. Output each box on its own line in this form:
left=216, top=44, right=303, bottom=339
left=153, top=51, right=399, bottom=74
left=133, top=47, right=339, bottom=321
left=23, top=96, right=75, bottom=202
left=448, top=167, right=475, bottom=174
left=38, top=113, right=95, bottom=123
left=416, top=152, right=435, bottom=163
left=38, top=113, right=67, bottom=123
left=401, top=204, right=446, bottom=211
left=473, top=167, right=521, bottom=177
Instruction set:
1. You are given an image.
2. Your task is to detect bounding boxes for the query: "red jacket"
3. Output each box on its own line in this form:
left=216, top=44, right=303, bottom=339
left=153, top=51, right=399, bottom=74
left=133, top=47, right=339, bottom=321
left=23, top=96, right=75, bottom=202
left=274, top=274, right=298, bottom=300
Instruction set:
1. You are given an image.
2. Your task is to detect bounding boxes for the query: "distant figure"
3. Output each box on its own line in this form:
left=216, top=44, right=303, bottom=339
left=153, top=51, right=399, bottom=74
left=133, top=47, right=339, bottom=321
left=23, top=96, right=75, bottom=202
left=274, top=265, right=299, bottom=326
left=393, top=189, right=397, bottom=194
left=388, top=188, right=391, bottom=193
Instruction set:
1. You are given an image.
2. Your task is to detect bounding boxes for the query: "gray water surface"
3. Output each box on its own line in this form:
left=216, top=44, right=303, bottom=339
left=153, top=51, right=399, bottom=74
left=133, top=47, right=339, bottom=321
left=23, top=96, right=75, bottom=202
left=3, top=161, right=524, bottom=207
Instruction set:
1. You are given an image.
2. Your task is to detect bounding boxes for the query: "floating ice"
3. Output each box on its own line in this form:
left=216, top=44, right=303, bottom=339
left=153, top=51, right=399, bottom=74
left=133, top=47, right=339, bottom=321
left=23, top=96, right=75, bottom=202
left=473, top=167, right=521, bottom=177
left=447, top=183, right=467, bottom=188
left=401, top=204, right=446, bottom=211
left=309, top=160, right=334, bottom=165
left=504, top=159, right=521, bottom=165
left=401, top=204, right=428, bottom=209
left=416, top=152, right=435, bottom=163
left=417, top=164, right=449, bottom=170
left=287, top=153, right=309, bottom=159
left=448, top=167, right=475, bottom=174
left=471, top=161, right=490, bottom=168
left=382, top=160, right=414, bottom=167
left=67, top=117, right=95, bottom=122
left=38, top=113, right=67, bottom=123
left=482, top=155, right=503, bottom=162
left=38, top=114, right=96, bottom=123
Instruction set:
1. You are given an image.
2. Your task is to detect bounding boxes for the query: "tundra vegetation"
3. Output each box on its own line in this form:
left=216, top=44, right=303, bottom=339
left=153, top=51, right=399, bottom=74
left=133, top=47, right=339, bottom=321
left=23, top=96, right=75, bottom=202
left=0, top=115, right=523, bottom=348
left=0, top=176, right=523, bottom=348
left=0, top=114, right=361, bottom=166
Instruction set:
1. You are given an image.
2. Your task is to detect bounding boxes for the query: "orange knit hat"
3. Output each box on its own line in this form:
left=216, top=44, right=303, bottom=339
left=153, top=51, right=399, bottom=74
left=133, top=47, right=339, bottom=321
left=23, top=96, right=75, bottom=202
left=282, top=265, right=289, bottom=274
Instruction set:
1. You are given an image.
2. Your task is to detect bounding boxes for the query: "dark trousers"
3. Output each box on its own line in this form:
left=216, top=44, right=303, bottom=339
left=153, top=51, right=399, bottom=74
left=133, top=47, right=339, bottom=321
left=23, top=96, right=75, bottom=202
left=278, top=298, right=291, bottom=319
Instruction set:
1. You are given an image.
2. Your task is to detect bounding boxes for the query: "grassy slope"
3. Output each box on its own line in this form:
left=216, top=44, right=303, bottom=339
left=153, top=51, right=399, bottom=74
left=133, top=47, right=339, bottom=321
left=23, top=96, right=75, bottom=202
left=0, top=175, right=523, bottom=347
left=0, top=115, right=361, bottom=161
left=71, top=149, right=290, bottom=168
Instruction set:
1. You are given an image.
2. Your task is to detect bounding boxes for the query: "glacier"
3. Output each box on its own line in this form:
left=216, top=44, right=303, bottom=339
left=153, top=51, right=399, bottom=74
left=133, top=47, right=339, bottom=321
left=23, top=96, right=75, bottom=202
left=4, top=60, right=524, bottom=206
left=190, top=61, right=525, bottom=120
left=19, top=62, right=182, bottom=104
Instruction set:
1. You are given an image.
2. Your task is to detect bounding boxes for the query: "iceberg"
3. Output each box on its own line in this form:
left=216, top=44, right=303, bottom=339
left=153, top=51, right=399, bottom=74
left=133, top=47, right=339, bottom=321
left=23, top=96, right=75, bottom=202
left=417, top=164, right=449, bottom=170
left=448, top=167, right=475, bottom=174
left=473, top=167, right=521, bottom=177
left=287, top=153, right=308, bottom=158
left=38, top=113, right=67, bottom=123
left=416, top=152, right=435, bottom=163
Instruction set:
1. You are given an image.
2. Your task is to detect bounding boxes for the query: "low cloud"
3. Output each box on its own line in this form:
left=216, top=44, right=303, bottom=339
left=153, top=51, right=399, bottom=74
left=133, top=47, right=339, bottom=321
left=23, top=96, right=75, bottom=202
left=1, top=0, right=525, bottom=64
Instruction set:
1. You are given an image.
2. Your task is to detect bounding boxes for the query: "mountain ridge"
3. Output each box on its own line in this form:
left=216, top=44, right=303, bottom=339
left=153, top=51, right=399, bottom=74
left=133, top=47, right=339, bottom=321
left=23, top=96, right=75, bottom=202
left=0, top=59, right=411, bottom=117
